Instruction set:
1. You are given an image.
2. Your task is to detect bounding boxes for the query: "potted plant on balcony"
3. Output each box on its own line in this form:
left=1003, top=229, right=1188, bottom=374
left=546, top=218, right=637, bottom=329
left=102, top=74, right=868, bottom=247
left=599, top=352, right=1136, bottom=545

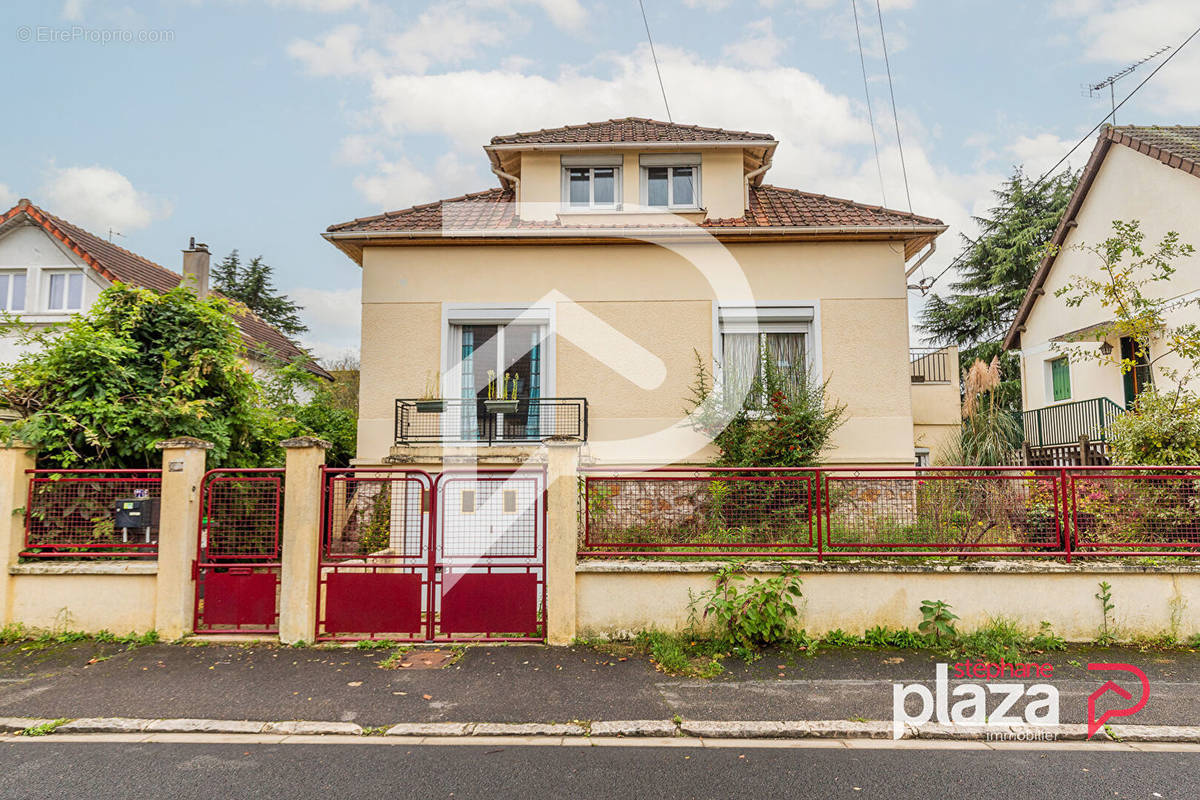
left=484, top=370, right=520, bottom=415
left=415, top=370, right=445, bottom=413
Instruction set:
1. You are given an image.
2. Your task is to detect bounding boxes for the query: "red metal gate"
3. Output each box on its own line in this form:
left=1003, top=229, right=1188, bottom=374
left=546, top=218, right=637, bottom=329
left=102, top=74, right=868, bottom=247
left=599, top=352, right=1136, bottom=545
left=194, top=469, right=284, bottom=634
left=317, top=467, right=545, bottom=642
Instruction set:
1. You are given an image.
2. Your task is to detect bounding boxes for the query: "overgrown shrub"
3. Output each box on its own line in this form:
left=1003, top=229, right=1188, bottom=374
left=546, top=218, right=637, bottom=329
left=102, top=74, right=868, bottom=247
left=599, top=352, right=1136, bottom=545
left=690, top=564, right=803, bottom=654
left=1107, top=390, right=1200, bottom=466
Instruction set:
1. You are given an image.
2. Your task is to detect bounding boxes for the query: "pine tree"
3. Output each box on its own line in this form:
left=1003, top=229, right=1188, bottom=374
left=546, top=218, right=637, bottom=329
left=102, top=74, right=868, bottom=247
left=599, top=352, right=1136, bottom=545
left=918, top=167, right=1079, bottom=409
left=212, top=249, right=308, bottom=336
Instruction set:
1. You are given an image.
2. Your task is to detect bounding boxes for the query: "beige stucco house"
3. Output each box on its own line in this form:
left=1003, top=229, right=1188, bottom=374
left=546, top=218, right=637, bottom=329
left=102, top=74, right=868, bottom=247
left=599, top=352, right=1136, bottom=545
left=326, top=118, right=958, bottom=467
left=1004, top=126, right=1200, bottom=454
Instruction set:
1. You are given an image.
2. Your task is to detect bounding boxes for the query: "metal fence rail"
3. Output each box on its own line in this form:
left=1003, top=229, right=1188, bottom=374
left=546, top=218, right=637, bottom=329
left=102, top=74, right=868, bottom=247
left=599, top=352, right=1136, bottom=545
left=910, top=348, right=952, bottom=384
left=581, top=468, right=817, bottom=556
left=580, top=466, right=1200, bottom=560
left=820, top=467, right=1065, bottom=556
left=24, top=469, right=162, bottom=558
left=1023, top=397, right=1126, bottom=448
left=394, top=397, right=588, bottom=445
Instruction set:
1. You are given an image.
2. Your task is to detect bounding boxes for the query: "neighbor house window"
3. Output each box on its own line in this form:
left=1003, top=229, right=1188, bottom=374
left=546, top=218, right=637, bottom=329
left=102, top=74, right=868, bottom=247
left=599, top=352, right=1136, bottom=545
left=641, top=154, right=701, bottom=209
left=0, top=270, right=27, bottom=312
left=562, top=166, right=620, bottom=209
left=1050, top=356, right=1071, bottom=402
left=718, top=306, right=814, bottom=409
left=46, top=272, right=84, bottom=312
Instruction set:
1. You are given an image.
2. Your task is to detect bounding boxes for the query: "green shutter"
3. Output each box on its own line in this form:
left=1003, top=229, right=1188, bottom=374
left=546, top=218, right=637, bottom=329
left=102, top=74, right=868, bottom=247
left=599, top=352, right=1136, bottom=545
left=1051, top=357, right=1071, bottom=402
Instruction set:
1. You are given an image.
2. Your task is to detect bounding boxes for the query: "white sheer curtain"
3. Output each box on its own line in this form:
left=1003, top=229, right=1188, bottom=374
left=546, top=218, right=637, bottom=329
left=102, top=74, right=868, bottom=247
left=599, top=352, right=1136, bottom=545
left=721, top=333, right=760, bottom=407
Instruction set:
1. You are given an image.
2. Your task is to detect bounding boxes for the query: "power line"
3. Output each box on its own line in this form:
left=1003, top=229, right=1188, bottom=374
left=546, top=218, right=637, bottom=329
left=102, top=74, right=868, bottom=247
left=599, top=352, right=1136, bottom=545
left=851, top=0, right=887, bottom=207
left=875, top=0, right=913, bottom=218
left=637, top=0, right=672, bottom=123
left=918, top=21, right=1200, bottom=295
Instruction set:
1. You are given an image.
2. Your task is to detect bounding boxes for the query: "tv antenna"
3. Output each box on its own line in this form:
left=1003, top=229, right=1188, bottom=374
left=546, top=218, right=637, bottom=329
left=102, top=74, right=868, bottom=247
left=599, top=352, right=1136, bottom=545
left=1085, top=46, right=1171, bottom=125
left=107, top=228, right=124, bottom=242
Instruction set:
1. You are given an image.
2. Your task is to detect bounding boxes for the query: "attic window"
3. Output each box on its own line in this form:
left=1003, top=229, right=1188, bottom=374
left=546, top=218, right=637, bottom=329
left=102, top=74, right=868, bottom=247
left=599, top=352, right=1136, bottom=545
left=562, top=166, right=620, bottom=210
left=47, top=272, right=83, bottom=312
left=0, top=271, right=26, bottom=312
left=641, top=154, right=701, bottom=209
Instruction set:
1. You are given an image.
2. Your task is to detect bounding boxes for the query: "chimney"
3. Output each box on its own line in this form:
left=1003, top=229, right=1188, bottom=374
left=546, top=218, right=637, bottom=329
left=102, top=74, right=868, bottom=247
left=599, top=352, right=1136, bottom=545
left=181, top=237, right=210, bottom=299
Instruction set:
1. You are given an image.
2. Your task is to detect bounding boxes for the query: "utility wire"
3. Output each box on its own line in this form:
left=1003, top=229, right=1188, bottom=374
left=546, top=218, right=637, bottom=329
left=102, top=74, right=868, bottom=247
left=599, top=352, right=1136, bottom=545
left=875, top=0, right=913, bottom=218
left=638, top=0, right=672, bottom=122
left=918, top=21, right=1200, bottom=294
left=851, top=0, right=887, bottom=207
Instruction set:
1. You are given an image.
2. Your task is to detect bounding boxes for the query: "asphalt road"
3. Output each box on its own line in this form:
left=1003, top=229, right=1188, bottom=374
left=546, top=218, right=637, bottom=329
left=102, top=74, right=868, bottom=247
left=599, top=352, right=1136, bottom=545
left=0, top=742, right=1196, bottom=799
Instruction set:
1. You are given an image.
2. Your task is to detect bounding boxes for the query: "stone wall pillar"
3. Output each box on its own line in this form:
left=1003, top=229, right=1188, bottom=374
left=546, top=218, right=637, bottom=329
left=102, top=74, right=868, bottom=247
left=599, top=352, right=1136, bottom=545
left=0, top=446, right=36, bottom=625
left=153, top=437, right=212, bottom=640
left=544, top=441, right=582, bottom=645
left=278, top=437, right=329, bottom=644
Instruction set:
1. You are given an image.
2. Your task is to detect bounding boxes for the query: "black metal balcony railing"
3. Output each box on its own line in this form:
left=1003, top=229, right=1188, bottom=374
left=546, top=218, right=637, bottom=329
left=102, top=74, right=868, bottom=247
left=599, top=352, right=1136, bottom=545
left=910, top=347, right=952, bottom=384
left=394, top=398, right=588, bottom=445
left=1022, top=396, right=1127, bottom=448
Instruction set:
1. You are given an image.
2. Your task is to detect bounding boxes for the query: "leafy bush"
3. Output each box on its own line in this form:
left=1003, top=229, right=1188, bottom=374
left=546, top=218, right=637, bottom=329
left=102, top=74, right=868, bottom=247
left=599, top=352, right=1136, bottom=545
left=687, top=350, right=845, bottom=468
left=1107, top=390, right=1200, bottom=466
left=357, top=486, right=392, bottom=555
left=690, top=564, right=803, bottom=654
left=918, top=599, right=959, bottom=644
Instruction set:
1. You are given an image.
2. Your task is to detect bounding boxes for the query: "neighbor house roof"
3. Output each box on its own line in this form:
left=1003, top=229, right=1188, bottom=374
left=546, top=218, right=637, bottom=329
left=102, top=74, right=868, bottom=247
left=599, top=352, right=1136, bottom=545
left=0, top=200, right=330, bottom=379
left=1003, top=125, right=1200, bottom=350
left=488, top=117, right=775, bottom=145
left=325, top=183, right=945, bottom=261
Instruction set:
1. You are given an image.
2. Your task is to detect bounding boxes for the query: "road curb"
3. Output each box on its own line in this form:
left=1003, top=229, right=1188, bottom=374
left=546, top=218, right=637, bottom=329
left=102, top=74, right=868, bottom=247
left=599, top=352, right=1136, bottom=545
left=7, top=717, right=1200, bottom=743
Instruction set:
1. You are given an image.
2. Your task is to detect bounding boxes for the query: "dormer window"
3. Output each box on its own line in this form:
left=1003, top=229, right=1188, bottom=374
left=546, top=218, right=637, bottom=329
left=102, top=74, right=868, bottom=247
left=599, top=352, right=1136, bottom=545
left=0, top=270, right=27, bottom=312
left=642, top=154, right=701, bottom=209
left=561, top=155, right=622, bottom=210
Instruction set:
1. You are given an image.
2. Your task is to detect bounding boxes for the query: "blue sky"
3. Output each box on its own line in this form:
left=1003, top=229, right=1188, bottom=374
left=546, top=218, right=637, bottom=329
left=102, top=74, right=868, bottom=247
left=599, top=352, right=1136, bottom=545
left=1, top=0, right=1196, bottom=360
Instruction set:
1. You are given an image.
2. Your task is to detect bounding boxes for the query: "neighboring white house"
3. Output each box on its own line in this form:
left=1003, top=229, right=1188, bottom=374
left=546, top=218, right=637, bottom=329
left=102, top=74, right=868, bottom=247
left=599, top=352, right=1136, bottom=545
left=0, top=198, right=329, bottom=381
left=1004, top=125, right=1200, bottom=453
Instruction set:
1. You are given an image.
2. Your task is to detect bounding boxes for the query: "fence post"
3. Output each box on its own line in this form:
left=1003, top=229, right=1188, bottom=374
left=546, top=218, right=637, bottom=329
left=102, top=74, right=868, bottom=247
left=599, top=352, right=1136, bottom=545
left=278, top=437, right=329, bottom=645
left=0, top=445, right=36, bottom=626
left=154, top=437, right=212, bottom=640
left=544, top=440, right=581, bottom=646
left=1079, top=435, right=1091, bottom=466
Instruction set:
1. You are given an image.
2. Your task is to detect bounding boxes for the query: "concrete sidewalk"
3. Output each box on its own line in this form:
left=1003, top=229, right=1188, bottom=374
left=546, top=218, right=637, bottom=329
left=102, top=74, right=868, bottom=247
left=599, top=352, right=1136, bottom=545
left=0, top=640, right=1197, bottom=730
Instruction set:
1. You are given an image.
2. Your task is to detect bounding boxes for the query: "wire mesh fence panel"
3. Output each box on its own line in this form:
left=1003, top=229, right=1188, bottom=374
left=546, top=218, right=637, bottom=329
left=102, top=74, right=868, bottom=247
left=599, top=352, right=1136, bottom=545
left=1069, top=470, right=1200, bottom=553
left=581, top=470, right=816, bottom=554
left=200, top=471, right=283, bottom=561
left=323, top=470, right=429, bottom=561
left=24, top=470, right=162, bottom=558
left=821, top=469, right=1066, bottom=554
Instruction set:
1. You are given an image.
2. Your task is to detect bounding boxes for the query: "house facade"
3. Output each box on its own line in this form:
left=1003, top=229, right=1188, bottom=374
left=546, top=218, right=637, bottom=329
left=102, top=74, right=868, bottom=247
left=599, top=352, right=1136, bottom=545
left=326, top=118, right=958, bottom=467
left=1004, top=126, right=1200, bottom=455
left=0, top=199, right=328, bottom=381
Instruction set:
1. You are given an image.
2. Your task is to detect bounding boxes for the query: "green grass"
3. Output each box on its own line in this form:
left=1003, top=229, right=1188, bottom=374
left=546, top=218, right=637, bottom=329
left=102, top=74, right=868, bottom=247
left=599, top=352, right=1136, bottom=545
left=19, top=719, right=70, bottom=737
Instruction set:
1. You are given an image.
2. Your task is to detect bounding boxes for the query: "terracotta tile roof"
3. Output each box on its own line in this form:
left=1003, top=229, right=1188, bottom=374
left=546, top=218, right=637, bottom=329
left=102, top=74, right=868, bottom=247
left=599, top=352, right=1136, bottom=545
left=1004, top=125, right=1200, bottom=350
left=1109, top=125, right=1200, bottom=171
left=0, top=201, right=330, bottom=379
left=489, top=117, right=775, bottom=145
left=327, top=184, right=943, bottom=234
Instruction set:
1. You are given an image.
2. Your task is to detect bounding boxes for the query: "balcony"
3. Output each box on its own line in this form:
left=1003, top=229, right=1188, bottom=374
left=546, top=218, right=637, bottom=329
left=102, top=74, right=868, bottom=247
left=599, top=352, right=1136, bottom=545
left=1022, top=397, right=1126, bottom=448
left=910, top=347, right=953, bottom=384
left=394, top=397, right=588, bottom=446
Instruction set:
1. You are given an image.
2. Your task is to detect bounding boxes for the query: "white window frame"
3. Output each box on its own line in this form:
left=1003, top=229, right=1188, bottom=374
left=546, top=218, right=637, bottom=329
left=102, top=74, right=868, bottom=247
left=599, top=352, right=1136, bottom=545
left=1043, top=354, right=1072, bottom=405
left=561, top=164, right=622, bottom=211
left=440, top=304, right=556, bottom=442
left=915, top=448, right=931, bottom=467
left=714, top=304, right=819, bottom=411
left=45, top=270, right=85, bottom=313
left=641, top=153, right=702, bottom=210
left=0, top=269, right=28, bottom=312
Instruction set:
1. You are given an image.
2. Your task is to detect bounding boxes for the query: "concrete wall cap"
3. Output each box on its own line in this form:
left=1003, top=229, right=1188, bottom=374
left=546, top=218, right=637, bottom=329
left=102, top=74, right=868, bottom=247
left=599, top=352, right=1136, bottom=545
left=280, top=436, right=332, bottom=450
left=155, top=436, right=214, bottom=450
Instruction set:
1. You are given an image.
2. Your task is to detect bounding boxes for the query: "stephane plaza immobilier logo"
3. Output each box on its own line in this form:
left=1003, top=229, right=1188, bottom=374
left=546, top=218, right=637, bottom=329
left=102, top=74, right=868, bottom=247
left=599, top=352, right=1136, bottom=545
left=893, top=660, right=1150, bottom=740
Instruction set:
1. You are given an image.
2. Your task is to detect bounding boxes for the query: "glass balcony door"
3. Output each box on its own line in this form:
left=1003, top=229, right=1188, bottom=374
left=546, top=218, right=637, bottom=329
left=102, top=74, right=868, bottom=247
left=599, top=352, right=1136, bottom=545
left=454, top=323, right=544, bottom=441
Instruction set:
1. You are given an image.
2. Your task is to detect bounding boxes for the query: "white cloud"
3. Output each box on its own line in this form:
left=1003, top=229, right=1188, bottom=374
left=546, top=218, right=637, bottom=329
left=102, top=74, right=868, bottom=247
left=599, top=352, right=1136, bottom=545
left=291, top=286, right=362, bottom=361
left=530, top=0, right=587, bottom=31
left=684, top=0, right=733, bottom=9
left=1056, top=0, right=1200, bottom=114
left=353, top=153, right=481, bottom=209
left=40, top=165, right=171, bottom=234
left=722, top=18, right=787, bottom=69
left=267, top=0, right=367, bottom=11
left=0, top=184, right=15, bottom=210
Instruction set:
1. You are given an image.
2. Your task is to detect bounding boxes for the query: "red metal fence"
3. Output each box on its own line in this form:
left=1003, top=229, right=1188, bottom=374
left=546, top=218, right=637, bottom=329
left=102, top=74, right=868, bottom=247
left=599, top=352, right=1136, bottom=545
left=580, top=466, right=1200, bottom=559
left=24, top=469, right=162, bottom=558
left=194, top=468, right=285, bottom=634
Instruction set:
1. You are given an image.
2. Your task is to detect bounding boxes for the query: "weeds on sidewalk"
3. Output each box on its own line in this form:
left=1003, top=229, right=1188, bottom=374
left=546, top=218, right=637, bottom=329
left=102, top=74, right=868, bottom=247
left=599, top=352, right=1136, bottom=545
left=0, top=624, right=160, bottom=653
left=18, top=719, right=69, bottom=736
